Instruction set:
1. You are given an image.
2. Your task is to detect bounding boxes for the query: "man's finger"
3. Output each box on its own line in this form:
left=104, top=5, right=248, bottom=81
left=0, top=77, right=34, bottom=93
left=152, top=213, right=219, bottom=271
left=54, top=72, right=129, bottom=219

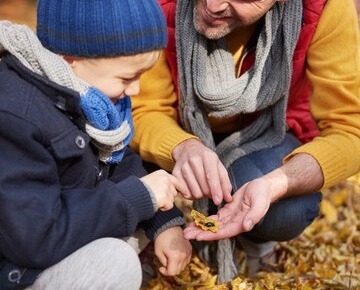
left=241, top=199, right=268, bottom=232
left=203, top=157, right=223, bottom=205
left=181, top=164, right=205, bottom=199
left=189, top=160, right=211, bottom=197
left=218, top=163, right=233, bottom=203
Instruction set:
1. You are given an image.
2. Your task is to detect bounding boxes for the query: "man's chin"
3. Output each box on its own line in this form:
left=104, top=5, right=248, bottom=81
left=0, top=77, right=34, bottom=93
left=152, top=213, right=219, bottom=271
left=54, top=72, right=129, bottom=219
left=194, top=24, right=232, bottom=40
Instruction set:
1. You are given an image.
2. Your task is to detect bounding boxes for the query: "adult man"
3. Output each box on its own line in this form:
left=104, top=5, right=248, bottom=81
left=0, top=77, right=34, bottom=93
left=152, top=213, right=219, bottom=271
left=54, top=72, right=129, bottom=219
left=131, top=0, right=360, bottom=282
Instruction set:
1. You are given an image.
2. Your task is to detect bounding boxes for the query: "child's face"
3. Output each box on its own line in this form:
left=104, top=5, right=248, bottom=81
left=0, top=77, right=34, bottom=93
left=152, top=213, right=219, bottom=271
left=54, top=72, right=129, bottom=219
left=66, top=50, right=160, bottom=102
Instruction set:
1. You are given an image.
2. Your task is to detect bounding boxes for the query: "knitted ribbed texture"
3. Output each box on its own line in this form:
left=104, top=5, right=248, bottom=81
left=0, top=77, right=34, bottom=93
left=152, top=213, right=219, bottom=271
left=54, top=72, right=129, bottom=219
left=176, top=0, right=303, bottom=283
left=81, top=92, right=134, bottom=163
left=141, top=206, right=185, bottom=240
left=36, top=0, right=167, bottom=57
left=0, top=21, right=132, bottom=163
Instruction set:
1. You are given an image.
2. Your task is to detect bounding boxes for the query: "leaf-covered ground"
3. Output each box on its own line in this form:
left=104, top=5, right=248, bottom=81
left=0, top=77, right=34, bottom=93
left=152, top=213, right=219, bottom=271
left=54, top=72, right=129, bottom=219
left=143, top=175, right=360, bottom=290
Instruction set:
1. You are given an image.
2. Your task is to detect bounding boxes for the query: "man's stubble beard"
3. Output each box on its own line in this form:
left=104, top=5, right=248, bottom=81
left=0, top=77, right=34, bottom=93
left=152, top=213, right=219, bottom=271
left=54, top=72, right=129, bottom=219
left=192, top=0, right=263, bottom=40
left=193, top=4, right=237, bottom=40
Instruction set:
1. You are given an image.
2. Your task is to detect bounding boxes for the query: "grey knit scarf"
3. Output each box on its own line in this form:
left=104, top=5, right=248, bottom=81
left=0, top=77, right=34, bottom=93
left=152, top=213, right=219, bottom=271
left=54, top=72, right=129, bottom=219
left=0, top=21, right=132, bottom=162
left=176, top=0, right=303, bottom=283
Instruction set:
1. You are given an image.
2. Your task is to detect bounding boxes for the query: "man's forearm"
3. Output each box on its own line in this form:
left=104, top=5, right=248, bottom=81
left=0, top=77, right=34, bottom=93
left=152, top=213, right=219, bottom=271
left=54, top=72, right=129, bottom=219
left=264, top=153, right=324, bottom=203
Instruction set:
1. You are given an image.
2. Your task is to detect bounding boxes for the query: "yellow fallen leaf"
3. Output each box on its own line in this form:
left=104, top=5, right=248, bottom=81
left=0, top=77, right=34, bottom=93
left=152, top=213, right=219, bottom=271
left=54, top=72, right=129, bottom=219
left=331, top=188, right=348, bottom=206
left=320, top=199, right=338, bottom=223
left=191, top=209, right=219, bottom=233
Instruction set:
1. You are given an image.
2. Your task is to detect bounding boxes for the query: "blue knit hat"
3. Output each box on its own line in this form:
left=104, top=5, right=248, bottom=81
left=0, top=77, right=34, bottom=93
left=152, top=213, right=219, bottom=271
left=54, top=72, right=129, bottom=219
left=36, top=0, right=167, bottom=57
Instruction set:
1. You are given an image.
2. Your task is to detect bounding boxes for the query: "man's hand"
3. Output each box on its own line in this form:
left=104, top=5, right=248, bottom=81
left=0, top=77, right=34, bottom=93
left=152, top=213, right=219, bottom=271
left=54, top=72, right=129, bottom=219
left=183, top=153, right=324, bottom=241
left=172, top=139, right=233, bottom=205
left=154, top=226, right=192, bottom=276
left=183, top=178, right=272, bottom=241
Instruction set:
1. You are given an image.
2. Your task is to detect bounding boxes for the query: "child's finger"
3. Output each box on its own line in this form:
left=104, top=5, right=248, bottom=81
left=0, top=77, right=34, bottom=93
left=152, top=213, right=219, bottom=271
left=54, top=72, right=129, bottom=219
left=156, top=250, right=167, bottom=269
left=164, top=257, right=179, bottom=276
left=169, top=175, right=190, bottom=197
left=159, top=202, right=174, bottom=211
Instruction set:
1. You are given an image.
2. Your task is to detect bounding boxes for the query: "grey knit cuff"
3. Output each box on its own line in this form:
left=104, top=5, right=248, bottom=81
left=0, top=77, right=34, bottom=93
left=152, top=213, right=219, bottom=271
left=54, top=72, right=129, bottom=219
left=139, top=179, right=158, bottom=212
left=153, top=217, right=185, bottom=240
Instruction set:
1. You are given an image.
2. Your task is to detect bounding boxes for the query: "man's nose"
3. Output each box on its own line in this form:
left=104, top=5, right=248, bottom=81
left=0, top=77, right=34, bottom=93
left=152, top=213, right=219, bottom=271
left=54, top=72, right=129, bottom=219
left=205, top=0, right=230, bottom=14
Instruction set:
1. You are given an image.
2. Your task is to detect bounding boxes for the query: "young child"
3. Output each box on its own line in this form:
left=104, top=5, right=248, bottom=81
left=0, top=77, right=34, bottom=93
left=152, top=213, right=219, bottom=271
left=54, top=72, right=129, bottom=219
left=0, top=0, right=192, bottom=289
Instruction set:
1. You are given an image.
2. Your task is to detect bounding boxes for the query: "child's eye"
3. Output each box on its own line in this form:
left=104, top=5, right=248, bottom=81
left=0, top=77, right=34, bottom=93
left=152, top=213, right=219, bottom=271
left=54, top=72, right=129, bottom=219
left=121, top=78, right=134, bottom=82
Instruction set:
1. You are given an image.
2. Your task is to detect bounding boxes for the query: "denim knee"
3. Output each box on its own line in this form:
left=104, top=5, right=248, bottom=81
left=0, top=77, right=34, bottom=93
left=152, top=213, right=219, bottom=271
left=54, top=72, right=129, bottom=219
left=243, top=192, right=322, bottom=242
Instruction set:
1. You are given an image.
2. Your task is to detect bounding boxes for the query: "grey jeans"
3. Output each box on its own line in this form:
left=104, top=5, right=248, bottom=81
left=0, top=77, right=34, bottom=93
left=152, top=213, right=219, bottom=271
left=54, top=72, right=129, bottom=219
left=24, top=231, right=149, bottom=290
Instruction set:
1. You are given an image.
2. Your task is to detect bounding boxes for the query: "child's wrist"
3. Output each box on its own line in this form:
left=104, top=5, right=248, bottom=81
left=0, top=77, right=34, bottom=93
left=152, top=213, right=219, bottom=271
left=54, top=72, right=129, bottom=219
left=139, top=179, right=158, bottom=212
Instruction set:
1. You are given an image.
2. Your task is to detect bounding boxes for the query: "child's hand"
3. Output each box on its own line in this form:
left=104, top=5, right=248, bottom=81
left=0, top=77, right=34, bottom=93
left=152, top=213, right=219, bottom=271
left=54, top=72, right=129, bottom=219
left=141, top=170, right=188, bottom=211
left=154, top=226, right=192, bottom=276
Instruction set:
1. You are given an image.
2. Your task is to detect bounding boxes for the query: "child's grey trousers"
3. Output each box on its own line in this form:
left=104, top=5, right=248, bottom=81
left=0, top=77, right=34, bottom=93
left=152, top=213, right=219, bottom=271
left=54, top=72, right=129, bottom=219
left=24, top=231, right=150, bottom=290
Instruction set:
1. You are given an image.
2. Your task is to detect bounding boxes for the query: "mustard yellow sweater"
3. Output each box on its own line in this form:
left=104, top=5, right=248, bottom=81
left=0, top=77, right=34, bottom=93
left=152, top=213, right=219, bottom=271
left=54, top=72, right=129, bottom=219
left=131, top=0, right=360, bottom=188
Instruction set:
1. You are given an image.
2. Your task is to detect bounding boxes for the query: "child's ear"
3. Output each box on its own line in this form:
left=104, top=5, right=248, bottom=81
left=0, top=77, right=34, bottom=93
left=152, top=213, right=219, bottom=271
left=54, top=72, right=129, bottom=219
left=62, top=56, right=76, bottom=67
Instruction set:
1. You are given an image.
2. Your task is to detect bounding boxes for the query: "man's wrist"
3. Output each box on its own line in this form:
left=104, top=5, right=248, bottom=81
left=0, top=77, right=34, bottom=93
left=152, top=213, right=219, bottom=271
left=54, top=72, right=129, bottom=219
left=265, top=153, right=324, bottom=203
left=263, top=168, right=289, bottom=203
left=172, top=138, right=201, bottom=161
